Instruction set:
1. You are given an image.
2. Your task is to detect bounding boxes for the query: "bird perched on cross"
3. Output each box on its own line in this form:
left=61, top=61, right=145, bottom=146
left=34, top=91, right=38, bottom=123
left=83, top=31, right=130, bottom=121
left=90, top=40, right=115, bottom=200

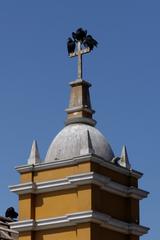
left=67, top=28, right=98, bottom=79
left=67, top=28, right=98, bottom=55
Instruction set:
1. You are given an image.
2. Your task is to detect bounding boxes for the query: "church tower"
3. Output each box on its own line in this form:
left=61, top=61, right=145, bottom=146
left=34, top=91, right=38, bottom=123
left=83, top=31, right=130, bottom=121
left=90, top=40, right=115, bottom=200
left=9, top=29, right=149, bottom=240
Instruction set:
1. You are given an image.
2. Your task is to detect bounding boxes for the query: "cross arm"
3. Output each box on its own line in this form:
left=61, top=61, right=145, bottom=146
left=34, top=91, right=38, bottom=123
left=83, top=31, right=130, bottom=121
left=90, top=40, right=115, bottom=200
left=69, top=47, right=91, bottom=58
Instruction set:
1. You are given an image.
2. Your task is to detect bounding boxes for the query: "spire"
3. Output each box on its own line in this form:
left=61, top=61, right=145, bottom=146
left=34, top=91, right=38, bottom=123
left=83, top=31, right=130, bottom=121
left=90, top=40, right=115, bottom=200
left=65, top=79, right=96, bottom=126
left=65, top=28, right=98, bottom=126
left=27, top=140, right=41, bottom=165
left=119, top=145, right=131, bottom=169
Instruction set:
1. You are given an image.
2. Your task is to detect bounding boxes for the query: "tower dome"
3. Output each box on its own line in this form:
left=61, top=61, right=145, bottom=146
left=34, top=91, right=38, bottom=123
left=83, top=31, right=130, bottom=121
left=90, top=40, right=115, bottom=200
left=45, top=123, right=114, bottom=162
left=45, top=31, right=114, bottom=163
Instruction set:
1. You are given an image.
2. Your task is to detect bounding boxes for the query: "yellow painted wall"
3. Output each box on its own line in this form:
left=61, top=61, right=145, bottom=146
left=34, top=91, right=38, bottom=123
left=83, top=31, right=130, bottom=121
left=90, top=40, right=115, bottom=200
left=20, top=162, right=91, bottom=183
left=92, top=184, right=139, bottom=223
left=18, top=224, right=139, bottom=240
left=19, top=224, right=91, bottom=240
left=91, top=223, right=129, bottom=240
left=129, top=198, right=139, bottom=224
left=21, top=172, right=33, bottom=183
left=35, top=185, right=91, bottom=219
left=18, top=159, right=140, bottom=240
left=20, top=161, right=138, bottom=188
left=76, top=223, right=91, bottom=240
left=91, top=162, right=138, bottom=187
left=35, top=227, right=77, bottom=240
left=19, top=194, right=34, bottom=220
left=19, top=231, right=33, bottom=240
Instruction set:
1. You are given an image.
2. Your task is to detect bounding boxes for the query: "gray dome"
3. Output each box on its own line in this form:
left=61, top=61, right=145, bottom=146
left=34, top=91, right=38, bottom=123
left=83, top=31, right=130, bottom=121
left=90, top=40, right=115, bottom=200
left=45, top=124, right=114, bottom=162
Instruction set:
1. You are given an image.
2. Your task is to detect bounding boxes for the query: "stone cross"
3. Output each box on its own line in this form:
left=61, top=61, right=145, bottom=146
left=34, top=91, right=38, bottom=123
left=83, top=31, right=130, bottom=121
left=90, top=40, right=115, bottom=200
left=69, top=41, right=90, bottom=79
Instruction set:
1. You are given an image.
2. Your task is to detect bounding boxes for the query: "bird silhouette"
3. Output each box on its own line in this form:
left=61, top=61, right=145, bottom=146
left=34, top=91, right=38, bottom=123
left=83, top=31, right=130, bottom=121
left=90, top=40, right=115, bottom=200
left=5, top=207, right=18, bottom=220
left=72, top=28, right=87, bottom=42
left=83, top=35, right=98, bottom=50
left=67, top=38, right=76, bottom=55
left=113, top=157, right=121, bottom=166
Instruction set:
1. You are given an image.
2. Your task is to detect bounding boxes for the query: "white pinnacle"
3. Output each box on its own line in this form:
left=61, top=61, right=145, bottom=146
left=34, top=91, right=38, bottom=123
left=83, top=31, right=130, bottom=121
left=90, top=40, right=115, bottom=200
left=27, top=140, right=41, bottom=165
left=86, top=130, right=95, bottom=154
left=120, top=145, right=131, bottom=169
left=80, top=130, right=95, bottom=155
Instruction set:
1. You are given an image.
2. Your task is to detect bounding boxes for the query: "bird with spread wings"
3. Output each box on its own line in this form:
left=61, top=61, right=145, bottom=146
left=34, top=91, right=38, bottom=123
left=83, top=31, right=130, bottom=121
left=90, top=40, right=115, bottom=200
left=67, top=28, right=98, bottom=55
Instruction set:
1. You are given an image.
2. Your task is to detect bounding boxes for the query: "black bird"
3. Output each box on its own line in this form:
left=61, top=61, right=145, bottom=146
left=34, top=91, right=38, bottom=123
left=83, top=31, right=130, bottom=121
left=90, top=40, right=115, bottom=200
left=83, top=35, right=98, bottom=50
left=72, top=32, right=77, bottom=41
left=72, top=28, right=87, bottom=42
left=67, top=37, right=76, bottom=55
left=5, top=207, right=18, bottom=220
left=112, top=157, right=121, bottom=166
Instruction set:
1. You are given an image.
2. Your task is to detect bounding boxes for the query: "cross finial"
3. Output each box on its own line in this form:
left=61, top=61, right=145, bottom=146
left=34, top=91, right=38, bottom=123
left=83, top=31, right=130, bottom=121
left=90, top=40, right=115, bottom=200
left=70, top=41, right=90, bottom=79
left=67, top=28, right=98, bottom=79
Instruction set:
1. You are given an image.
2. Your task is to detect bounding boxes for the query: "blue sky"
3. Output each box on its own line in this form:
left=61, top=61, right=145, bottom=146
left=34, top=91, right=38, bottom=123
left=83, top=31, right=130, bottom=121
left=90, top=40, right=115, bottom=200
left=0, top=1, right=159, bottom=239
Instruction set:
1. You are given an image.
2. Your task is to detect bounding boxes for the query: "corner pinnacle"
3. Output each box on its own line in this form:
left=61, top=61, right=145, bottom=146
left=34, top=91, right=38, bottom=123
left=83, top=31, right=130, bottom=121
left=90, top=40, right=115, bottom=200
left=27, top=140, right=41, bottom=165
left=80, top=130, right=95, bottom=155
left=120, top=145, right=131, bottom=169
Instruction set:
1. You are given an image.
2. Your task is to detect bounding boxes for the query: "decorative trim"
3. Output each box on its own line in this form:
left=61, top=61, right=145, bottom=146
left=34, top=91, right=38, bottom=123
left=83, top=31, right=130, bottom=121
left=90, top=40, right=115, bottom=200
left=69, top=79, right=92, bottom=87
left=10, top=219, right=34, bottom=231
left=65, top=106, right=94, bottom=114
left=92, top=155, right=142, bottom=179
left=10, top=211, right=149, bottom=236
left=9, top=172, right=148, bottom=200
left=36, top=211, right=92, bottom=230
left=9, top=182, right=35, bottom=194
left=15, top=154, right=143, bottom=179
left=65, top=117, right=96, bottom=127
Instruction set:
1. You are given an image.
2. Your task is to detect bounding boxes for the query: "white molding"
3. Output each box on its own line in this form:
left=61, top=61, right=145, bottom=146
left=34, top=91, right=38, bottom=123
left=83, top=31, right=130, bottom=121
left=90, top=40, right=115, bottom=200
left=10, top=219, right=34, bottom=231
left=9, top=182, right=35, bottom=194
left=15, top=154, right=142, bottom=179
left=91, top=155, right=142, bottom=179
left=36, top=211, right=93, bottom=230
left=9, top=172, right=148, bottom=200
left=10, top=211, right=149, bottom=236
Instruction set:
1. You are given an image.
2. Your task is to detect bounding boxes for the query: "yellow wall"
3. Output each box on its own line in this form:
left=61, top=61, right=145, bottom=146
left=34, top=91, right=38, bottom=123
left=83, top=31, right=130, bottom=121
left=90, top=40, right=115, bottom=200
left=19, top=186, right=91, bottom=220
left=92, top=184, right=139, bottom=223
left=21, top=172, right=33, bottom=183
left=18, top=159, right=140, bottom=240
left=35, top=227, right=77, bottom=240
left=19, top=231, right=33, bottom=240
left=19, top=224, right=135, bottom=240
left=19, top=224, right=91, bottom=240
left=91, top=162, right=138, bottom=187
left=20, top=161, right=138, bottom=188
left=20, top=162, right=91, bottom=183
left=91, top=223, right=133, bottom=240
left=19, top=194, right=34, bottom=220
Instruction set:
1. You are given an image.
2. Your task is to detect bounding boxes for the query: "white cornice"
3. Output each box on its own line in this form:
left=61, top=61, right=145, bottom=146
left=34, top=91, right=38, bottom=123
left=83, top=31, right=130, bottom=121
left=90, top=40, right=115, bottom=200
left=9, top=182, right=35, bottom=194
left=15, top=154, right=143, bottom=179
left=9, top=172, right=148, bottom=200
left=10, top=211, right=149, bottom=236
left=92, top=156, right=142, bottom=179
left=10, top=219, right=34, bottom=231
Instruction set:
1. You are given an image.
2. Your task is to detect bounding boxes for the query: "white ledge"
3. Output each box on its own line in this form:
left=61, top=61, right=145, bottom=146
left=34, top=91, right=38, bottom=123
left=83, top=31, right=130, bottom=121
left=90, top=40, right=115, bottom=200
left=10, top=219, right=34, bottom=231
left=9, top=182, right=36, bottom=194
left=9, top=172, right=148, bottom=200
left=10, top=211, right=149, bottom=236
left=15, top=154, right=143, bottom=179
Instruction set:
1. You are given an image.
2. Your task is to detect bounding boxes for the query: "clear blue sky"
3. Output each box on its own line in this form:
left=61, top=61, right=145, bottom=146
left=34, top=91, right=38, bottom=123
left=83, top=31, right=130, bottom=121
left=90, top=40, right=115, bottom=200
left=0, top=1, right=159, bottom=239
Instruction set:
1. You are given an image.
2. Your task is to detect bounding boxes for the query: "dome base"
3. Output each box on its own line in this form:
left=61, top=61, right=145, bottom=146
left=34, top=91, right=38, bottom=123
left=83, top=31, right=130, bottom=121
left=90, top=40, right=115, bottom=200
left=65, top=117, right=96, bottom=126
